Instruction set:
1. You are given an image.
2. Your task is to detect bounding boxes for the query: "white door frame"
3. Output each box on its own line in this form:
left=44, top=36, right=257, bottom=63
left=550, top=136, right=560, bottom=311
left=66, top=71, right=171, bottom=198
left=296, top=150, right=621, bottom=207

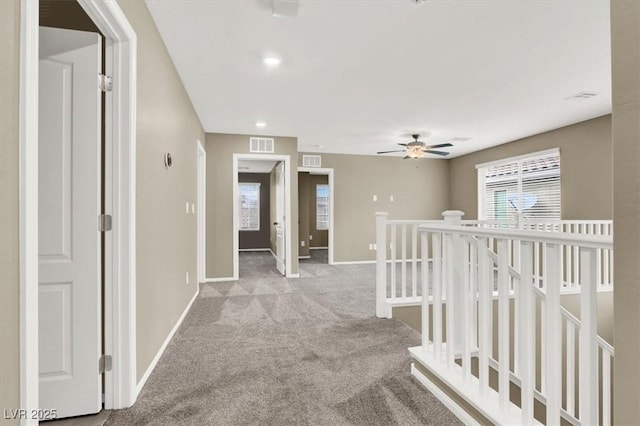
left=197, top=140, right=206, bottom=283
left=19, top=0, right=138, bottom=419
left=232, top=154, right=293, bottom=279
left=298, top=167, right=335, bottom=265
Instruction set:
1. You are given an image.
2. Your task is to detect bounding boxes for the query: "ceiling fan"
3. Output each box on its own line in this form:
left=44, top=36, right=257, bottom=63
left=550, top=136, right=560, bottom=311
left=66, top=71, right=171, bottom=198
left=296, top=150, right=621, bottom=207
left=377, top=134, right=453, bottom=159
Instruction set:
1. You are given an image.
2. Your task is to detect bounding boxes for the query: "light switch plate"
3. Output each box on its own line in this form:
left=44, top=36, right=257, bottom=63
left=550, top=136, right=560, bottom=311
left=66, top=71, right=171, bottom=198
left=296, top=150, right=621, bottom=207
left=185, top=202, right=189, bottom=213
left=373, top=195, right=377, bottom=201
left=390, top=195, right=394, bottom=202
left=191, top=203, right=195, bottom=214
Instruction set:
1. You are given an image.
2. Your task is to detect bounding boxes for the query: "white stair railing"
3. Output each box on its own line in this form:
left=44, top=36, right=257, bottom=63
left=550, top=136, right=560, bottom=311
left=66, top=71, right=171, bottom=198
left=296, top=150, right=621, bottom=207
left=408, top=222, right=613, bottom=425
left=375, top=212, right=613, bottom=318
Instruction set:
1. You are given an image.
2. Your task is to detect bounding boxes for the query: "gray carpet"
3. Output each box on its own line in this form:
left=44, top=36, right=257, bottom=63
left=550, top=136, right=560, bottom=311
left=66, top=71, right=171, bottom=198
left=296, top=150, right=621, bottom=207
left=106, top=251, right=461, bottom=426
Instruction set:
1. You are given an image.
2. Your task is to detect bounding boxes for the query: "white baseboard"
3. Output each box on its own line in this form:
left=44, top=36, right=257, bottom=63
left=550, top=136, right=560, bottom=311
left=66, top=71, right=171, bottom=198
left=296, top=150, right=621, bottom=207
left=204, top=276, right=236, bottom=283
left=332, top=259, right=428, bottom=266
left=239, top=248, right=271, bottom=252
left=136, top=288, right=199, bottom=396
left=309, top=247, right=328, bottom=250
left=332, top=260, right=376, bottom=265
left=298, top=255, right=311, bottom=259
left=410, top=363, right=481, bottom=426
left=286, top=273, right=300, bottom=278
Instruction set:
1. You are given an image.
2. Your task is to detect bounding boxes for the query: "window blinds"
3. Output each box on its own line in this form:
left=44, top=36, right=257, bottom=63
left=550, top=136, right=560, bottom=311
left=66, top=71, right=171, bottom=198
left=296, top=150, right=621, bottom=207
left=239, top=183, right=260, bottom=230
left=316, top=184, right=329, bottom=230
left=479, top=150, right=561, bottom=220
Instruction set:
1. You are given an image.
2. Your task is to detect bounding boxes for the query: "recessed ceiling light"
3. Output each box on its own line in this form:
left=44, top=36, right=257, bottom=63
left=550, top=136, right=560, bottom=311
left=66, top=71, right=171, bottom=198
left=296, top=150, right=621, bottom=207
left=263, top=57, right=281, bottom=66
left=255, top=121, right=267, bottom=128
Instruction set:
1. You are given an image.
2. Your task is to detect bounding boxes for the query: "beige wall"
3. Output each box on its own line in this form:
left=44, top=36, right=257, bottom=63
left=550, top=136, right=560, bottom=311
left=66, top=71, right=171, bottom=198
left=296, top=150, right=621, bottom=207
left=612, top=0, right=640, bottom=423
left=206, top=134, right=299, bottom=278
left=0, top=0, right=21, bottom=420
left=116, top=0, right=204, bottom=382
left=449, top=115, right=612, bottom=220
left=298, top=172, right=311, bottom=257
left=300, top=153, right=450, bottom=262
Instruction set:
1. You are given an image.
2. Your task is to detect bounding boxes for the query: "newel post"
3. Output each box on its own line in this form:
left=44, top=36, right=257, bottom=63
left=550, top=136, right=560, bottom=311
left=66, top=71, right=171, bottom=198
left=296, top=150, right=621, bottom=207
left=376, top=212, right=390, bottom=318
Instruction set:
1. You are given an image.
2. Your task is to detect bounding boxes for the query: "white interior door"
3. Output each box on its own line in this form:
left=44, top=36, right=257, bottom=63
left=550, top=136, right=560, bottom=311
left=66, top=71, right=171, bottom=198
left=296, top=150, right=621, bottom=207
left=38, top=26, right=102, bottom=418
left=275, top=162, right=286, bottom=275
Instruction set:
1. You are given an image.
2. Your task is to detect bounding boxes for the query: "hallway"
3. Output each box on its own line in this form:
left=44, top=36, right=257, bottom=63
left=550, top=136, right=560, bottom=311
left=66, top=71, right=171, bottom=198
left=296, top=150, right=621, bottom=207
left=105, top=252, right=460, bottom=425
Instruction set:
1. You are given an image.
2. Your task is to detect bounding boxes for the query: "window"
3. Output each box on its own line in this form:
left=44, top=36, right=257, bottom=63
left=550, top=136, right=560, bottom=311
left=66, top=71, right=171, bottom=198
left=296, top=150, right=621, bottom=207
left=316, top=184, right=329, bottom=230
left=477, top=149, right=561, bottom=220
left=239, top=183, right=260, bottom=231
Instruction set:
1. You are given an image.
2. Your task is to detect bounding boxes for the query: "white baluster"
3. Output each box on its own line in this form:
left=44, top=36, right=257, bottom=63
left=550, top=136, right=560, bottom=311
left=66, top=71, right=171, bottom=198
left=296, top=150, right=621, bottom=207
left=375, top=212, right=389, bottom=318
left=478, top=237, right=492, bottom=395
left=497, top=239, right=510, bottom=410
left=579, top=247, right=598, bottom=425
left=566, top=320, right=576, bottom=416
left=470, top=241, right=478, bottom=350
left=412, top=224, right=418, bottom=298
left=390, top=225, right=396, bottom=299
left=433, top=233, right=443, bottom=358
left=603, top=349, right=611, bottom=426
left=545, top=243, right=562, bottom=425
left=421, top=231, right=430, bottom=351
left=462, top=239, right=471, bottom=381
left=519, top=241, right=535, bottom=424
left=401, top=224, right=407, bottom=299
left=445, top=232, right=456, bottom=370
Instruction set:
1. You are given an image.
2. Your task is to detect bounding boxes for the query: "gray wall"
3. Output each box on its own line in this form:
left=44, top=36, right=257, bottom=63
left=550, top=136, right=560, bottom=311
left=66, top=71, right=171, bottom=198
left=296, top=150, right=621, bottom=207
left=612, top=0, right=640, bottom=423
left=449, top=115, right=612, bottom=220
left=206, top=134, right=299, bottom=278
left=117, top=0, right=204, bottom=382
left=0, top=0, right=21, bottom=419
left=238, top=173, right=271, bottom=250
left=299, top=153, right=450, bottom=262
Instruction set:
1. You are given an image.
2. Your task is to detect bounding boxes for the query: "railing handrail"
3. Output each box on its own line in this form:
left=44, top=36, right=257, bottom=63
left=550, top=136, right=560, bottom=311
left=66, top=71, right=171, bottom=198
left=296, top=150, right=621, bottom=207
left=386, top=219, right=442, bottom=225
left=417, top=223, right=613, bottom=250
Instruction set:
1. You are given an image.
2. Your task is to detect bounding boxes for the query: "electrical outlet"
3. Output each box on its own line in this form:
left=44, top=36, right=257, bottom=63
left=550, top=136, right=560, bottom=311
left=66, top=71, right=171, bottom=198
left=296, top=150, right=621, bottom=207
left=390, top=195, right=394, bottom=202
left=373, top=243, right=377, bottom=250
left=301, top=241, right=305, bottom=247
left=185, top=271, right=189, bottom=285
left=373, top=195, right=377, bottom=201
left=185, top=202, right=189, bottom=213
left=191, top=203, right=195, bottom=214
left=309, top=235, right=313, bottom=240
left=368, top=243, right=373, bottom=250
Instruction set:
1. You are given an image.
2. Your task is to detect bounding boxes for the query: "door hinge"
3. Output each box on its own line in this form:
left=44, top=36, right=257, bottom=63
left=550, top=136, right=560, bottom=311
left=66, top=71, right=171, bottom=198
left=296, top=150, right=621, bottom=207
left=99, top=214, right=112, bottom=232
left=99, top=355, right=112, bottom=374
left=99, top=74, right=113, bottom=92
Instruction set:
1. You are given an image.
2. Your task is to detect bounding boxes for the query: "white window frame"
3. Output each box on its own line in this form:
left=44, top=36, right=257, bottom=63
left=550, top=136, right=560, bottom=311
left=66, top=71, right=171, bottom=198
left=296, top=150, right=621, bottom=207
left=239, top=182, right=261, bottom=231
left=476, top=148, right=560, bottom=220
left=316, top=184, right=329, bottom=231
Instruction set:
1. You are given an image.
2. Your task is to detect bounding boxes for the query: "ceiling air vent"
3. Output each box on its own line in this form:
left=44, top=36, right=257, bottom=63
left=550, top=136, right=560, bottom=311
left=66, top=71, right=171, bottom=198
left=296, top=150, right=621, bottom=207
left=564, top=91, right=598, bottom=101
left=249, top=137, right=274, bottom=153
left=302, top=155, right=321, bottom=168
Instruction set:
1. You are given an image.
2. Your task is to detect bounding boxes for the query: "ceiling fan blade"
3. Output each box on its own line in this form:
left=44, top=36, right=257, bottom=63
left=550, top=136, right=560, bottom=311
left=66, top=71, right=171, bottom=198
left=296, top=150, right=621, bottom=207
left=424, top=143, right=453, bottom=149
left=377, top=150, right=406, bottom=154
left=397, top=143, right=408, bottom=147
left=424, top=150, right=450, bottom=156
left=403, top=156, right=411, bottom=160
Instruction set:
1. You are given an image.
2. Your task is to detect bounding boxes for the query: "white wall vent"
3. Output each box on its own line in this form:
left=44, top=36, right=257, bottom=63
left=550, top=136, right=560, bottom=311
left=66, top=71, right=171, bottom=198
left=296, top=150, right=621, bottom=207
left=249, top=137, right=274, bottom=153
left=302, top=155, right=322, bottom=168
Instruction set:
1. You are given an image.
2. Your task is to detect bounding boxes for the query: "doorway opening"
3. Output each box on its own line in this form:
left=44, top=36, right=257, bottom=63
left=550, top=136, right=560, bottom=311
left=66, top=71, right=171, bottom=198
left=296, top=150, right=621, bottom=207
left=20, top=0, right=137, bottom=417
left=297, top=167, right=334, bottom=266
left=232, top=154, right=292, bottom=280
